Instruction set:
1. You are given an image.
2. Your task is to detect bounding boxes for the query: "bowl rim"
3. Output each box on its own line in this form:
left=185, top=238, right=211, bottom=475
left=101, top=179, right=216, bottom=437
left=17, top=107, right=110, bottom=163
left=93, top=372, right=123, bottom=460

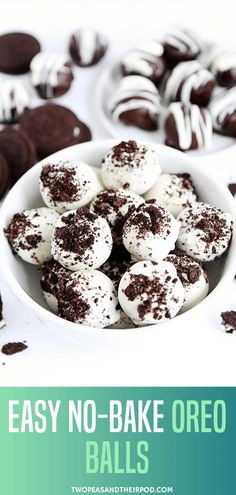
left=0, top=138, right=236, bottom=337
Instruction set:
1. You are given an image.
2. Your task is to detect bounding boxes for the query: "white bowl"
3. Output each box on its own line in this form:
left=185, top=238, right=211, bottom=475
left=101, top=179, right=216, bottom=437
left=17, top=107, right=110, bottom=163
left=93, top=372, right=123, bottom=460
left=0, top=139, right=236, bottom=340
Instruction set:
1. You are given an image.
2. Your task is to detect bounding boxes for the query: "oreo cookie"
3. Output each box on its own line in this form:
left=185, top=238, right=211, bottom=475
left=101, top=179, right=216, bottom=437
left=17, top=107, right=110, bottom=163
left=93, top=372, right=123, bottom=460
left=20, top=104, right=92, bottom=158
left=0, top=128, right=37, bottom=185
left=0, top=154, right=10, bottom=199
left=0, top=32, right=41, bottom=74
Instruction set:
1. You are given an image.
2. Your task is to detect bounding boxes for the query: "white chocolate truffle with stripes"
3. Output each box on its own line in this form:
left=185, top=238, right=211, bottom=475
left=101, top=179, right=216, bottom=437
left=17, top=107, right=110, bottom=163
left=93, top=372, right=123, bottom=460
left=0, top=80, right=29, bottom=123
left=145, top=173, right=197, bottom=217
left=177, top=202, right=233, bottom=262
left=101, top=140, right=161, bottom=195
left=118, top=260, right=184, bottom=325
left=164, top=28, right=201, bottom=65
left=207, top=45, right=236, bottom=87
left=108, top=75, right=161, bottom=130
left=164, top=61, right=215, bottom=106
left=122, top=200, right=180, bottom=261
left=30, top=52, right=73, bottom=99
left=165, top=102, right=212, bottom=151
left=121, top=40, right=166, bottom=86
left=69, top=28, right=108, bottom=67
left=209, top=87, right=236, bottom=137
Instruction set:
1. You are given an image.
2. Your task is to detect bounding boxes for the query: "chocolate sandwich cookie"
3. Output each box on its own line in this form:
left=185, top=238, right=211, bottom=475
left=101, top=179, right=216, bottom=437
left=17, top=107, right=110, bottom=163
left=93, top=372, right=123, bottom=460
left=20, top=104, right=92, bottom=158
left=0, top=32, right=40, bottom=74
left=0, top=154, right=10, bottom=199
left=0, top=128, right=36, bottom=185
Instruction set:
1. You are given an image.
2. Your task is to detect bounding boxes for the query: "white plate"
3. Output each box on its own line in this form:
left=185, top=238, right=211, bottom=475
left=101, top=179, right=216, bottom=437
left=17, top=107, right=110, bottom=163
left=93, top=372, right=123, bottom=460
left=0, top=139, right=236, bottom=342
left=94, top=60, right=236, bottom=157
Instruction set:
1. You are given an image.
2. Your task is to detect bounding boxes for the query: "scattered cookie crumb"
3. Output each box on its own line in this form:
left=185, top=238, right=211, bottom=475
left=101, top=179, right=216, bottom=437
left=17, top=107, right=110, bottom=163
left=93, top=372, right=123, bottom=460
left=228, top=184, right=236, bottom=197
left=1, top=342, right=28, bottom=355
left=221, top=311, right=236, bottom=333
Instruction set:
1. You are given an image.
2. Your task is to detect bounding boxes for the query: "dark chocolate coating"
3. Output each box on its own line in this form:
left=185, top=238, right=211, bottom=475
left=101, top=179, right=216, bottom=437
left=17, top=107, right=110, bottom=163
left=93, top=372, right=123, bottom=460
left=20, top=104, right=92, bottom=158
left=120, top=106, right=158, bottom=131
left=0, top=32, right=40, bottom=74
left=122, top=56, right=166, bottom=87
left=0, top=154, right=10, bottom=199
left=0, top=129, right=36, bottom=185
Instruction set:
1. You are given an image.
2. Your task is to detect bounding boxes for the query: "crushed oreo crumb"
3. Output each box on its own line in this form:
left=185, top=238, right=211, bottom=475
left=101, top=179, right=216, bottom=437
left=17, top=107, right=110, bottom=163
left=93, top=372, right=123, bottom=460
left=1, top=342, right=28, bottom=355
left=221, top=311, right=236, bottom=333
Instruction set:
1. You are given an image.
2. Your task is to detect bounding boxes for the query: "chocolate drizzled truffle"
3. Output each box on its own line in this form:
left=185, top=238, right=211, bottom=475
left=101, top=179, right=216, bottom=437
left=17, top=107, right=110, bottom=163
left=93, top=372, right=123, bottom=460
left=208, top=88, right=236, bottom=137
left=118, top=260, right=184, bottom=325
left=39, top=160, right=102, bottom=213
left=5, top=208, right=59, bottom=265
left=51, top=208, right=113, bottom=271
left=40, top=259, right=71, bottom=312
left=58, top=270, right=120, bottom=328
left=69, top=28, right=108, bottom=67
left=30, top=52, right=74, bottom=99
left=207, top=46, right=236, bottom=88
left=164, top=61, right=215, bottom=106
left=121, top=41, right=166, bottom=87
left=122, top=200, right=180, bottom=261
left=166, top=251, right=209, bottom=312
left=163, top=28, right=201, bottom=65
left=165, top=102, right=212, bottom=151
left=90, top=188, right=144, bottom=243
left=177, top=202, right=233, bottom=262
left=0, top=80, right=29, bottom=123
left=101, top=140, right=161, bottom=195
left=108, top=75, right=161, bottom=131
left=145, top=173, right=197, bottom=217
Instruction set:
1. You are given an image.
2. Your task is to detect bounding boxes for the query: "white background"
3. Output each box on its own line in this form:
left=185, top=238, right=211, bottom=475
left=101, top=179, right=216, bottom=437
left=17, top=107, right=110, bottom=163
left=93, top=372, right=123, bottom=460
left=0, top=0, right=236, bottom=386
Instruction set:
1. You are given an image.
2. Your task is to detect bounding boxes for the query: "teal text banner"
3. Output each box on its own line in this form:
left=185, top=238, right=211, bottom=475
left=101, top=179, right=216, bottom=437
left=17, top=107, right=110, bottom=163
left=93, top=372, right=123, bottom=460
left=0, top=387, right=234, bottom=495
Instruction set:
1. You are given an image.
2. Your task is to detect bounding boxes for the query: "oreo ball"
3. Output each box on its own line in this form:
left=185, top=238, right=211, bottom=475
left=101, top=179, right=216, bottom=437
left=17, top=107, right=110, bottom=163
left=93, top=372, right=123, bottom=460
left=69, top=28, right=108, bottom=67
left=0, top=128, right=37, bottom=185
left=163, top=28, right=201, bottom=66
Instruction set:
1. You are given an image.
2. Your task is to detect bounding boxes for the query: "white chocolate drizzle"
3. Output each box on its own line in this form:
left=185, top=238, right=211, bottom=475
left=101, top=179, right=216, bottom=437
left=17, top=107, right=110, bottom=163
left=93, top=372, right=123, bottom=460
left=0, top=80, right=29, bottom=122
left=164, top=28, right=200, bottom=55
left=121, top=41, right=164, bottom=78
left=30, top=52, right=71, bottom=98
left=209, top=88, right=236, bottom=130
left=108, top=75, right=160, bottom=122
left=164, top=61, right=214, bottom=103
left=72, top=28, right=107, bottom=66
left=168, top=102, right=212, bottom=150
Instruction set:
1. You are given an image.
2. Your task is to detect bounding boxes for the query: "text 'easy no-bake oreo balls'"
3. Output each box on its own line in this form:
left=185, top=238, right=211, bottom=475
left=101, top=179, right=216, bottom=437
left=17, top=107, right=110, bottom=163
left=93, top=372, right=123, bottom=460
left=4, top=140, right=233, bottom=329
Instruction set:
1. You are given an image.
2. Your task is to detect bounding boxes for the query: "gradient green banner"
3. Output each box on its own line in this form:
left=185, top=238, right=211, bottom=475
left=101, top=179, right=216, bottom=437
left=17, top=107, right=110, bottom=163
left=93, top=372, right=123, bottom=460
left=0, top=388, right=234, bottom=494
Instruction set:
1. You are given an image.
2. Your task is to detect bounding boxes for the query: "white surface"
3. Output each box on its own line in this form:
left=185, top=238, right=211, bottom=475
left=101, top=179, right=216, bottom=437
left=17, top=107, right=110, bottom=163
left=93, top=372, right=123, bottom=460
left=0, top=0, right=236, bottom=386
